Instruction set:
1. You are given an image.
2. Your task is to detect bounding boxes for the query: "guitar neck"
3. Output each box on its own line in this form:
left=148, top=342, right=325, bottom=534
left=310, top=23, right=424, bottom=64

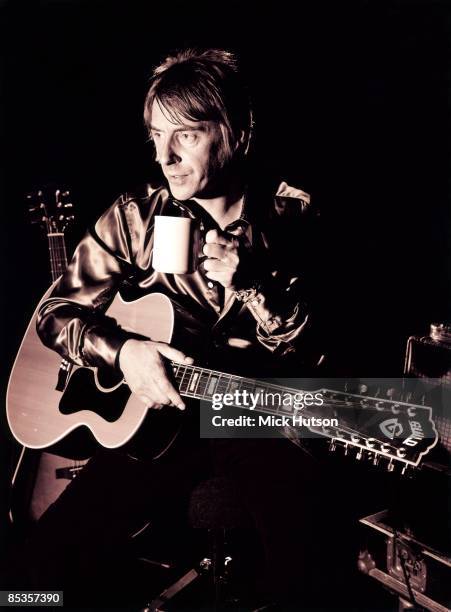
left=169, top=361, right=439, bottom=475
left=47, top=232, right=68, bottom=282
left=172, top=361, right=306, bottom=417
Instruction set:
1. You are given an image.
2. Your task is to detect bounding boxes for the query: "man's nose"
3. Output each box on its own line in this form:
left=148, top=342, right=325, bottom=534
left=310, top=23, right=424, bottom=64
left=159, top=135, right=181, bottom=166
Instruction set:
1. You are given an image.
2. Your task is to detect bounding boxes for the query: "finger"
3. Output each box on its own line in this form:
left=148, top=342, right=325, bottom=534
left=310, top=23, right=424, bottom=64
left=205, top=229, right=220, bottom=243
left=157, top=343, right=194, bottom=365
left=139, top=394, right=164, bottom=411
left=204, top=259, right=227, bottom=272
left=156, top=376, right=186, bottom=411
left=205, top=229, right=232, bottom=247
left=152, top=357, right=187, bottom=410
left=203, top=243, right=228, bottom=259
left=204, top=257, right=237, bottom=272
left=147, top=375, right=172, bottom=405
left=148, top=402, right=163, bottom=410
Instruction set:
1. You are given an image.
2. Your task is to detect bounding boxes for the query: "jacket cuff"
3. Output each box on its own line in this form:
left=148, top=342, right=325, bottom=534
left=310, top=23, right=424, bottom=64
left=256, top=307, right=309, bottom=353
left=80, top=324, right=142, bottom=371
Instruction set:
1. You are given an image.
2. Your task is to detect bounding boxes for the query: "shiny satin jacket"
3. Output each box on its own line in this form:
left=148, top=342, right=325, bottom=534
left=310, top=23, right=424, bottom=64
left=37, top=180, right=322, bottom=379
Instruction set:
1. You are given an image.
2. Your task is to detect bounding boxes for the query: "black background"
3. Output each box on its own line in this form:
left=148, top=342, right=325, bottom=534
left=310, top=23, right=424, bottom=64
left=0, top=0, right=450, bottom=549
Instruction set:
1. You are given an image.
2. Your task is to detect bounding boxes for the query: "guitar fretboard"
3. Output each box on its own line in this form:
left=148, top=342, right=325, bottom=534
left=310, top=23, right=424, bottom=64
left=47, top=233, right=68, bottom=282
left=171, top=362, right=307, bottom=417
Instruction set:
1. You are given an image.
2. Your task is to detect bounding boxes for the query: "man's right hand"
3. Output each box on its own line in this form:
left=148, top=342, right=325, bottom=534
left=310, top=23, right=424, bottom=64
left=118, top=339, right=193, bottom=410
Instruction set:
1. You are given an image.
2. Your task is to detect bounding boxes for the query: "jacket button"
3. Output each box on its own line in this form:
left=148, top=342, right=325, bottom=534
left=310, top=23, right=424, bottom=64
left=207, top=281, right=214, bottom=289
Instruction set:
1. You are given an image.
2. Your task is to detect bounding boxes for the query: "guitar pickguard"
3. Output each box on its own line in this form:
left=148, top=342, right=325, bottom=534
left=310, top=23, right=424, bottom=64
left=60, top=369, right=130, bottom=422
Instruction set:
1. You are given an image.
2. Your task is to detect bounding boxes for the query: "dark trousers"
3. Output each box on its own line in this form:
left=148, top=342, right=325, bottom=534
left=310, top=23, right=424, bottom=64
left=3, top=413, right=360, bottom=608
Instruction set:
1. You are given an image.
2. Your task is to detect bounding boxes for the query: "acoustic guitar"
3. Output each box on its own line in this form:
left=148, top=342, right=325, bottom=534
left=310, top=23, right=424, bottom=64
left=8, top=188, right=90, bottom=524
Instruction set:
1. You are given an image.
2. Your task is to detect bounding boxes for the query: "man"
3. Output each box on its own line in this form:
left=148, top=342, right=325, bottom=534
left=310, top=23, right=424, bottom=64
left=9, top=49, right=354, bottom=608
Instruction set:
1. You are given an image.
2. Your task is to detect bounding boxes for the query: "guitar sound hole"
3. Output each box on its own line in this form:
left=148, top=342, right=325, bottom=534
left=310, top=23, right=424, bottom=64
left=59, top=369, right=130, bottom=422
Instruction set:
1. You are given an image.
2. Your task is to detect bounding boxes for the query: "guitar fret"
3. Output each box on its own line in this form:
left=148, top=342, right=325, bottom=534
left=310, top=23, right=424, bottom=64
left=183, top=366, right=198, bottom=394
left=177, top=365, right=189, bottom=394
left=188, top=371, right=200, bottom=393
left=184, top=367, right=196, bottom=394
left=227, top=377, right=241, bottom=395
left=193, top=368, right=204, bottom=397
left=214, top=374, right=230, bottom=396
left=201, top=370, right=213, bottom=398
left=206, top=375, right=219, bottom=396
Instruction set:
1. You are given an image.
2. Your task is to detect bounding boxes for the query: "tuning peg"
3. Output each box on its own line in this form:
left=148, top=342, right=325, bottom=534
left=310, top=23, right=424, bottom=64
left=28, top=202, right=45, bottom=212
left=387, top=459, right=395, bottom=472
left=355, top=448, right=363, bottom=460
left=372, top=453, right=380, bottom=467
left=391, top=403, right=400, bottom=415
left=329, top=439, right=336, bottom=452
left=343, top=442, right=349, bottom=456
left=63, top=202, right=73, bottom=208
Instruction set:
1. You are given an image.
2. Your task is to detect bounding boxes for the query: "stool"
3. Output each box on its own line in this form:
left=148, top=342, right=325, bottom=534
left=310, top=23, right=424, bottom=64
left=142, top=476, right=252, bottom=611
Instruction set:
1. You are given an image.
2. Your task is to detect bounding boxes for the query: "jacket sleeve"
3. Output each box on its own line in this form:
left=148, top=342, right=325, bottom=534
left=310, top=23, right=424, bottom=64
left=36, top=196, right=142, bottom=370
left=250, top=182, right=326, bottom=366
left=250, top=271, right=325, bottom=367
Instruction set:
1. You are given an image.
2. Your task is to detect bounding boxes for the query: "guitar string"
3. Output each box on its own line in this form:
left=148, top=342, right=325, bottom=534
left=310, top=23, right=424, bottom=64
left=172, top=363, right=409, bottom=412
left=171, top=364, right=420, bottom=453
left=48, top=235, right=67, bottom=281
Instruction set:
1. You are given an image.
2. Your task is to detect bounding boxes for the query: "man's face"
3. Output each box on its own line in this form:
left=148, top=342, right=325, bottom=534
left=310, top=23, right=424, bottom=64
left=150, top=100, right=224, bottom=201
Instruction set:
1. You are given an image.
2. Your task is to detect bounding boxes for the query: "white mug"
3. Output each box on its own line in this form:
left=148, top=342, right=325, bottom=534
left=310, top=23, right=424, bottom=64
left=152, top=215, right=200, bottom=274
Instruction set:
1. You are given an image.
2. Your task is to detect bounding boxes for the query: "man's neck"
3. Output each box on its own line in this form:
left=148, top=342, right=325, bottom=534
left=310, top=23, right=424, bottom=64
left=192, top=193, right=244, bottom=230
left=192, top=174, right=245, bottom=230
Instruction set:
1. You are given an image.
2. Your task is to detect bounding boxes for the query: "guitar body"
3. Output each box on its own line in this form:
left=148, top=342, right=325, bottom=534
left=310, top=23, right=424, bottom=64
left=7, top=291, right=175, bottom=450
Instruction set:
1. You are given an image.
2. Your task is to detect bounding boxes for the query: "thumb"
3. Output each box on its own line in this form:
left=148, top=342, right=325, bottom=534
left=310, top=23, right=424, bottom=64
left=156, top=342, right=194, bottom=365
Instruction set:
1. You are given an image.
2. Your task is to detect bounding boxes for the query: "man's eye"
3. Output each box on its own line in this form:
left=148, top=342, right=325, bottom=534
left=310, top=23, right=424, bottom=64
left=151, top=132, right=162, bottom=140
left=178, top=132, right=197, bottom=144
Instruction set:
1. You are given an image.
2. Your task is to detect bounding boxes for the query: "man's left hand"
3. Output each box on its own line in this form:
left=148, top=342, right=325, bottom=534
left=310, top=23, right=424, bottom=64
left=203, top=228, right=251, bottom=290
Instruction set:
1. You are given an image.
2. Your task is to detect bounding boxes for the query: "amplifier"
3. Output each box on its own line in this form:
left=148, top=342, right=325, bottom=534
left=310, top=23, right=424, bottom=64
left=404, top=323, right=451, bottom=455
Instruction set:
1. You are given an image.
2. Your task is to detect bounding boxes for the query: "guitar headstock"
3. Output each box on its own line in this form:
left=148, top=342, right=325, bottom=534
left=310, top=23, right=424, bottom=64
left=306, top=388, right=439, bottom=476
left=27, top=187, right=75, bottom=235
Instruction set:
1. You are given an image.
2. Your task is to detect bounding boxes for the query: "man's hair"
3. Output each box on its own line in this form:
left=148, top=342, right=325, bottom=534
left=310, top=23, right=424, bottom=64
left=143, top=48, right=253, bottom=164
